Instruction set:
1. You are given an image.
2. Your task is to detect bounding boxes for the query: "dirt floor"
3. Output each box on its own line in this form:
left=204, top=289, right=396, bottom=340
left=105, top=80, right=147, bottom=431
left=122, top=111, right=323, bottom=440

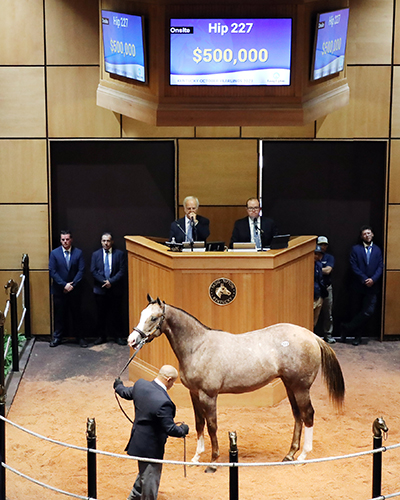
left=4, top=337, right=400, bottom=500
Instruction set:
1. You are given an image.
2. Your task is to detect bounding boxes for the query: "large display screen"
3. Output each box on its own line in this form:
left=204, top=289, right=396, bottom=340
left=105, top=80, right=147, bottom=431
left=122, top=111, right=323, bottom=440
left=311, top=8, right=350, bottom=81
left=101, top=10, right=146, bottom=83
left=170, top=18, right=292, bottom=86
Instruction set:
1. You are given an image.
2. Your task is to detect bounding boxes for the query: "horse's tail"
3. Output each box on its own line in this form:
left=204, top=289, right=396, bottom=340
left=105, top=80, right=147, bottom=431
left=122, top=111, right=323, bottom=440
left=315, top=336, right=345, bottom=411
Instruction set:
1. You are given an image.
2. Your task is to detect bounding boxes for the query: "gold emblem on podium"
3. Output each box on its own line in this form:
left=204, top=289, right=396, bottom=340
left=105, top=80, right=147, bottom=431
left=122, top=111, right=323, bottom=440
left=209, top=278, right=237, bottom=306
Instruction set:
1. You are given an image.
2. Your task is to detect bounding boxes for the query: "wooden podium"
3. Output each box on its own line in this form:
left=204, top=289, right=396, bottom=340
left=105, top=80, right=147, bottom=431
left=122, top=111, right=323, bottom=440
left=125, top=235, right=315, bottom=407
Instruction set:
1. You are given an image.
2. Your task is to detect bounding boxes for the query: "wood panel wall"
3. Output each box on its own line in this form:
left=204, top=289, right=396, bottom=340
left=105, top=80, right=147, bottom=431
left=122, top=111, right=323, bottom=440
left=0, top=0, right=400, bottom=338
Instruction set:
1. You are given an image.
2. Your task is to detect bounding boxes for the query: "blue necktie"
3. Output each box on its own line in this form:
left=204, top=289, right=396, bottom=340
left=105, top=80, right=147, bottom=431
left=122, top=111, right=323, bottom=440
left=104, top=250, right=110, bottom=279
left=253, top=219, right=262, bottom=249
left=64, top=251, right=70, bottom=269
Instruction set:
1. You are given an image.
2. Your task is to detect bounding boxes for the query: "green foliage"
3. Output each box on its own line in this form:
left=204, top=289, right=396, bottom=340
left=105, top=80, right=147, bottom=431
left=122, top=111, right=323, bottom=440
left=4, top=334, right=26, bottom=377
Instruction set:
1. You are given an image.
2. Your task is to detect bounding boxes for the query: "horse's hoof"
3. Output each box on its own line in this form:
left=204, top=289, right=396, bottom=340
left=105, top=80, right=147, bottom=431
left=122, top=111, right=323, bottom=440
left=205, top=465, right=217, bottom=473
left=282, top=456, right=294, bottom=462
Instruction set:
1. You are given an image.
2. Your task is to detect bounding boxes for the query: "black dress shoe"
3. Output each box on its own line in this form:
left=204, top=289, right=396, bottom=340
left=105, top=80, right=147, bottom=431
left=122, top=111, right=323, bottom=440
left=338, top=323, right=348, bottom=343
left=352, top=337, right=361, bottom=346
left=324, top=336, right=336, bottom=344
left=116, top=337, right=127, bottom=346
left=50, top=339, right=62, bottom=347
left=79, top=338, right=88, bottom=348
left=94, top=337, right=107, bottom=345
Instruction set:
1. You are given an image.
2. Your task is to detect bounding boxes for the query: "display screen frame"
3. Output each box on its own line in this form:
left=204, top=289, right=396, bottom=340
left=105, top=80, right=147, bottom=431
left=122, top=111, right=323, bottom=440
left=101, top=10, right=147, bottom=83
left=169, top=17, right=293, bottom=87
left=310, top=8, right=350, bottom=82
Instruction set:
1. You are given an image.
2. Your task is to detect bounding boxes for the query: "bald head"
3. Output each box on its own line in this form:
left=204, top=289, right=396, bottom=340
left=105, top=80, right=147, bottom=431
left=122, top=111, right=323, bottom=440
left=156, top=365, right=178, bottom=390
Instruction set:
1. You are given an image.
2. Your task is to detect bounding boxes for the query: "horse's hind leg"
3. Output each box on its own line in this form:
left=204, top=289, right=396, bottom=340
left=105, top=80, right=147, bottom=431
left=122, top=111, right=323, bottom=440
left=198, top=391, right=219, bottom=473
left=190, top=392, right=206, bottom=463
left=283, top=387, right=303, bottom=461
left=284, top=386, right=315, bottom=462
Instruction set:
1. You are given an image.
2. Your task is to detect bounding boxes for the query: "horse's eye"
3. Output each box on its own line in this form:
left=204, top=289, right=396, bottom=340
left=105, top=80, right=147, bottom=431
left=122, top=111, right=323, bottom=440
left=150, top=316, right=157, bottom=322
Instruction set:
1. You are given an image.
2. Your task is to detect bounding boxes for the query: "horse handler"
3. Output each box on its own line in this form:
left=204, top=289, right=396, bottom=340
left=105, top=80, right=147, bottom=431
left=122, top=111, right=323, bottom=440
left=114, top=365, right=189, bottom=500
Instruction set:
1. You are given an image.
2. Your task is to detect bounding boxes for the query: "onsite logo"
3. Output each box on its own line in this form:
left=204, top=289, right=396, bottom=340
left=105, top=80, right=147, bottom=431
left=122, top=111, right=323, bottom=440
left=209, top=278, right=237, bottom=306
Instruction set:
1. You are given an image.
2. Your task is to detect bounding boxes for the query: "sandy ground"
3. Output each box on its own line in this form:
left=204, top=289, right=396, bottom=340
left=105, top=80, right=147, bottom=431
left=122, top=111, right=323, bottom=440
left=3, top=339, right=400, bottom=500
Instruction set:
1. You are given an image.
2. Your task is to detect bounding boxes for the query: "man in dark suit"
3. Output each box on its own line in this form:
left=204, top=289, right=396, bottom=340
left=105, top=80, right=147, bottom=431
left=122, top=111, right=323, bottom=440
left=340, top=225, right=383, bottom=346
left=48, top=230, right=87, bottom=347
left=169, top=196, right=210, bottom=243
left=229, top=197, right=278, bottom=249
left=91, top=232, right=127, bottom=345
left=114, top=365, right=189, bottom=500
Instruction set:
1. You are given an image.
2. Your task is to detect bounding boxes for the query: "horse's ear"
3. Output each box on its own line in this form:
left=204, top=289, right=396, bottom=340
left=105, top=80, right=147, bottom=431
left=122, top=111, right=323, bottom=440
left=156, top=297, right=162, bottom=306
left=147, top=293, right=154, bottom=303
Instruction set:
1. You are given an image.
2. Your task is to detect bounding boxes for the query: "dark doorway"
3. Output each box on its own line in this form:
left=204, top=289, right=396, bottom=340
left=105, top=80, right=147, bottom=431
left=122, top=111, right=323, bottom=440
left=50, top=140, right=175, bottom=338
left=261, top=140, right=386, bottom=338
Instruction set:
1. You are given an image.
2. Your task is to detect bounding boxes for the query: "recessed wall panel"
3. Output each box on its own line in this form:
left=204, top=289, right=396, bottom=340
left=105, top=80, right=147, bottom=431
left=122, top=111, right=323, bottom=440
left=0, top=140, right=47, bottom=203
left=0, top=68, right=46, bottom=138
left=47, top=66, right=120, bottom=138
left=179, top=139, right=257, bottom=206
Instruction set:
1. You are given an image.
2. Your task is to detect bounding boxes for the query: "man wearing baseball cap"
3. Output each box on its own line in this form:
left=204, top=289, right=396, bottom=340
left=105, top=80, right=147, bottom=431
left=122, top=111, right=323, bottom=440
left=317, top=236, right=336, bottom=344
left=314, top=245, right=327, bottom=327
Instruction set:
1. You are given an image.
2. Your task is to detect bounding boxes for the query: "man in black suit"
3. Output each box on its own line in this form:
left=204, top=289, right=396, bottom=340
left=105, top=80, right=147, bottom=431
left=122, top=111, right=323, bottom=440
left=169, top=196, right=210, bottom=243
left=91, top=232, right=127, bottom=345
left=48, top=230, right=87, bottom=347
left=229, top=197, right=278, bottom=249
left=114, top=365, right=189, bottom=500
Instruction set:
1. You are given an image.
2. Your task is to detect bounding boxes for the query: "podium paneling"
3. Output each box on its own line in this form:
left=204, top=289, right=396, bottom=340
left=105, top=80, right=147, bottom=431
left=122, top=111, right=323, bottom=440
left=125, top=235, right=315, bottom=407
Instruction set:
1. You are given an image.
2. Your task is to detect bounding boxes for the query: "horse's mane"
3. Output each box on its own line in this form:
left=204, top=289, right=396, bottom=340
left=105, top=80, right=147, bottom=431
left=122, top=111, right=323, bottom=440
left=169, top=304, right=213, bottom=330
left=149, top=299, right=212, bottom=330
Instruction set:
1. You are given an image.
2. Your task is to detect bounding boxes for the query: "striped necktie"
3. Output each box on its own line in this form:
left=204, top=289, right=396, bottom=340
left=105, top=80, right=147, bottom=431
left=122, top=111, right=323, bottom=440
left=253, top=219, right=262, bottom=249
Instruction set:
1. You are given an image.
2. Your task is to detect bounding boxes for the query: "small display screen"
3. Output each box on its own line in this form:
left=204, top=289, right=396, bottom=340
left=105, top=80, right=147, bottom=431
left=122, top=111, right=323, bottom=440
left=101, top=10, right=146, bottom=83
left=311, top=8, right=350, bottom=81
left=170, top=18, right=292, bottom=86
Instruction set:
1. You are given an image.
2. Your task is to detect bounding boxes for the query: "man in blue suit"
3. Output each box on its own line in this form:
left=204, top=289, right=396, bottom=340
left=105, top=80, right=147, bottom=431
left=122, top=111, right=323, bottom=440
left=340, top=225, right=383, bottom=346
left=114, top=365, right=189, bottom=500
left=49, top=230, right=87, bottom=347
left=91, top=232, right=127, bottom=345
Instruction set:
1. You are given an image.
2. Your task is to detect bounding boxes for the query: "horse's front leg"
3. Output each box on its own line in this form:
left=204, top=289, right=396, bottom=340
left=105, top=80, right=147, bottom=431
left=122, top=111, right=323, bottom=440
left=198, top=391, right=219, bottom=473
left=190, top=392, right=206, bottom=463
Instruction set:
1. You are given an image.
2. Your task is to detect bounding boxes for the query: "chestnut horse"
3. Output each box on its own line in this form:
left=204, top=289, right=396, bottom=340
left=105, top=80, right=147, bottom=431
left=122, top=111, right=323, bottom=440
left=128, top=296, right=345, bottom=471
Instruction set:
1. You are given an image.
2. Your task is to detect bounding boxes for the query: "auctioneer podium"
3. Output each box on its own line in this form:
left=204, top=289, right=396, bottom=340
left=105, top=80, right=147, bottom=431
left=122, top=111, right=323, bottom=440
left=125, top=235, right=315, bottom=407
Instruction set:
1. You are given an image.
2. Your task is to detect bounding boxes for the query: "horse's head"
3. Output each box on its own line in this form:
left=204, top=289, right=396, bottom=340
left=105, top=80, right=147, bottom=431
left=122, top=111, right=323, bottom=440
left=127, top=294, right=166, bottom=349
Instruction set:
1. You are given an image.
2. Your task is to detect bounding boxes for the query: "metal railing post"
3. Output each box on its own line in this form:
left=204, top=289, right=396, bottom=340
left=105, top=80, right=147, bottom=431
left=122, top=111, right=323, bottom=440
left=10, top=287, right=19, bottom=373
left=229, top=431, right=239, bottom=500
left=4, top=280, right=19, bottom=373
left=87, top=418, right=97, bottom=499
left=372, top=417, right=388, bottom=499
left=0, top=311, right=6, bottom=500
left=22, top=254, right=31, bottom=338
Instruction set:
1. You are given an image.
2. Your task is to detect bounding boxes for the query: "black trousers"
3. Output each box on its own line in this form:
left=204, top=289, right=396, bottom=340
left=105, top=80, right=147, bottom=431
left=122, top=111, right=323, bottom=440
left=53, top=291, right=83, bottom=340
left=94, top=292, right=124, bottom=340
left=345, top=292, right=378, bottom=338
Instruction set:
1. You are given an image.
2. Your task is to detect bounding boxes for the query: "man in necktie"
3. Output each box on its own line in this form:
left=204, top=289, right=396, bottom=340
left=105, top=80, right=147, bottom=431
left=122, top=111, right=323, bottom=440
left=340, top=225, right=383, bottom=346
left=91, top=232, right=127, bottom=346
left=169, top=196, right=210, bottom=244
left=229, top=197, right=278, bottom=249
left=49, top=230, right=87, bottom=347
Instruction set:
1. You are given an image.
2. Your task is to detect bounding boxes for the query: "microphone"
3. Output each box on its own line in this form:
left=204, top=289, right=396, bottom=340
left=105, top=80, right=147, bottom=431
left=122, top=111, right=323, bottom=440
left=175, top=221, right=187, bottom=236
left=253, top=219, right=264, bottom=234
